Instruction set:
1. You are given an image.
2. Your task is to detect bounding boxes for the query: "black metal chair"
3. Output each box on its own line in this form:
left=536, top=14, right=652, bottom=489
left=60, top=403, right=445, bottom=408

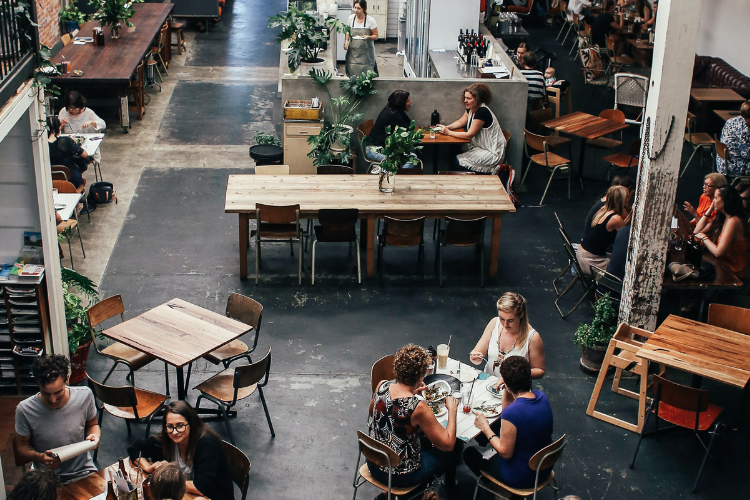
left=311, top=208, right=360, bottom=284
left=554, top=226, right=595, bottom=318
left=317, top=165, right=354, bottom=175
left=377, top=216, right=426, bottom=284
left=435, top=216, right=486, bottom=287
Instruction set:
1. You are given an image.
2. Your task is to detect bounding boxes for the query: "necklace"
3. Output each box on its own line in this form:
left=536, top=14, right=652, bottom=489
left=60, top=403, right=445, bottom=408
left=493, top=327, right=519, bottom=370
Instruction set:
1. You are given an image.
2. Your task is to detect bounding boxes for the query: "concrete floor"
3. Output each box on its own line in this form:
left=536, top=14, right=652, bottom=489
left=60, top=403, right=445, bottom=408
left=64, top=5, right=749, bottom=500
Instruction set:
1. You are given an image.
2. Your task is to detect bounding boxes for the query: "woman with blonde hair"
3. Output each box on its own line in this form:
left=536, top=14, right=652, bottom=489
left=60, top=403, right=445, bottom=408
left=684, top=172, right=727, bottom=227
left=576, top=185, right=631, bottom=275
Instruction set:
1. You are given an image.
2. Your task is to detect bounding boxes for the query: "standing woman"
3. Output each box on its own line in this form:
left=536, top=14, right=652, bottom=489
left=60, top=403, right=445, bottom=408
left=344, top=0, right=378, bottom=76
left=438, top=83, right=507, bottom=174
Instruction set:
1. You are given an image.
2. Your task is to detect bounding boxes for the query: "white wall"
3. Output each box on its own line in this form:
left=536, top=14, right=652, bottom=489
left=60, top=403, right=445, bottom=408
left=386, top=0, right=404, bottom=38
left=696, top=0, right=750, bottom=76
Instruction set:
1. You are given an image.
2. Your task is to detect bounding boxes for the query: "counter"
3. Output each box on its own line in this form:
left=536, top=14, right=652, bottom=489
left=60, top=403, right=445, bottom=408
left=428, top=51, right=476, bottom=79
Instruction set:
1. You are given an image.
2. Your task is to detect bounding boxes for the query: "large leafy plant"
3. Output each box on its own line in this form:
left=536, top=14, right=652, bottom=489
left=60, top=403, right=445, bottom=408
left=60, top=268, right=99, bottom=353
left=88, top=0, right=144, bottom=28
left=60, top=4, right=87, bottom=24
left=306, top=69, right=378, bottom=166
left=268, top=7, right=346, bottom=73
left=379, top=122, right=424, bottom=175
left=573, top=293, right=618, bottom=348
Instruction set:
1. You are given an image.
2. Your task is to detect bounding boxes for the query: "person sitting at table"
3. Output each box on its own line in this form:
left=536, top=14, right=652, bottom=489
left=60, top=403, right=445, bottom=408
left=566, top=0, right=592, bottom=22
left=716, top=101, right=750, bottom=179
left=47, top=116, right=91, bottom=189
left=592, top=2, right=625, bottom=55
left=509, top=43, right=528, bottom=68
left=581, top=175, right=634, bottom=241
left=463, top=356, right=554, bottom=490
left=128, top=401, right=234, bottom=500
left=15, top=355, right=99, bottom=484
left=544, top=66, right=557, bottom=86
left=58, top=91, right=106, bottom=134
left=633, top=0, right=651, bottom=22
left=684, top=173, right=727, bottom=227
left=469, top=292, right=545, bottom=409
left=8, top=469, right=59, bottom=500
left=520, top=52, right=547, bottom=111
left=577, top=185, right=631, bottom=275
left=366, top=90, right=416, bottom=170
left=149, top=462, right=208, bottom=500
left=643, top=0, right=657, bottom=29
left=437, top=83, right=507, bottom=174
left=694, top=186, right=749, bottom=279
left=368, top=344, right=458, bottom=489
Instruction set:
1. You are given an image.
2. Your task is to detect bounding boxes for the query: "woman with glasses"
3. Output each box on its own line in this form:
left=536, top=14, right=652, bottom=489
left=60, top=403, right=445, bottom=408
left=128, top=401, right=234, bottom=500
left=58, top=91, right=105, bottom=135
left=684, top=172, right=727, bottom=227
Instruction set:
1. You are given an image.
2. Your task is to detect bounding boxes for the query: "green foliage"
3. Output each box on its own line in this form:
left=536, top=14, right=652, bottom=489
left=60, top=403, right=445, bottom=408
left=254, top=130, right=281, bottom=147
left=88, top=0, right=144, bottom=28
left=573, top=294, right=618, bottom=348
left=60, top=4, right=88, bottom=24
left=306, top=121, right=352, bottom=166
left=60, top=268, right=99, bottom=353
left=379, top=122, right=424, bottom=174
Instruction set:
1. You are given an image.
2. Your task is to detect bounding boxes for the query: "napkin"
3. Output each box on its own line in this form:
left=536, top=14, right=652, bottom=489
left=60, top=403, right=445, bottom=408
left=477, top=373, right=489, bottom=380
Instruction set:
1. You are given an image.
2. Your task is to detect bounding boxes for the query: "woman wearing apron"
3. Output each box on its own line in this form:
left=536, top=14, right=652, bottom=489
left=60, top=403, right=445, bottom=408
left=344, top=0, right=378, bottom=76
left=438, top=83, right=507, bottom=174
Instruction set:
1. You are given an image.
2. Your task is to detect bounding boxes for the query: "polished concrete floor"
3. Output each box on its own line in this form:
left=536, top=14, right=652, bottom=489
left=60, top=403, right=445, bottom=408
left=63, top=4, right=749, bottom=500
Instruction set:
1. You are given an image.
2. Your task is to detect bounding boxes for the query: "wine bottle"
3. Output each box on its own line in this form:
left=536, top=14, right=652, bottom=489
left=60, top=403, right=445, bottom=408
left=431, top=110, right=440, bottom=126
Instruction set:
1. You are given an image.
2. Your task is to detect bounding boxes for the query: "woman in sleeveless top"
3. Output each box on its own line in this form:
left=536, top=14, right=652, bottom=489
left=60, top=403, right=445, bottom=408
left=695, top=186, right=749, bottom=279
left=438, top=83, right=507, bottom=174
left=470, top=293, right=545, bottom=410
left=368, top=345, right=459, bottom=488
left=576, top=185, right=631, bottom=275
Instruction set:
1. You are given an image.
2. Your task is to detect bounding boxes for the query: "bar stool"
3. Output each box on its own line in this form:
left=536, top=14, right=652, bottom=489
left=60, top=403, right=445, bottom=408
left=171, top=21, right=186, bottom=54
left=145, top=60, right=161, bottom=92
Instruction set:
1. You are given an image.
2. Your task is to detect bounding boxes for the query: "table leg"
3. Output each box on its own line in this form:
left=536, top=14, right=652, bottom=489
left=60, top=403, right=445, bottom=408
left=239, top=213, right=249, bottom=280
left=176, top=366, right=186, bottom=400
left=119, top=95, right=130, bottom=133
left=367, top=214, right=376, bottom=279
left=489, top=215, right=503, bottom=278
left=433, top=146, right=439, bottom=174
left=578, top=137, right=587, bottom=178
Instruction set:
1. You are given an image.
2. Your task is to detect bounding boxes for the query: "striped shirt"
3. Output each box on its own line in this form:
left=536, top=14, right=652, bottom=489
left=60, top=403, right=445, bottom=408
left=521, top=69, right=547, bottom=100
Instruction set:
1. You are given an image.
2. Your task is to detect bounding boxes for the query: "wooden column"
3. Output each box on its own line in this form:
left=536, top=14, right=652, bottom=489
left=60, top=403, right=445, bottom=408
left=618, top=0, right=703, bottom=331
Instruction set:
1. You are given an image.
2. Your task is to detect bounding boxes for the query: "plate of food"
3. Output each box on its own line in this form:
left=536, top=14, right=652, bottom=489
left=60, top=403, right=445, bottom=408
left=424, top=373, right=460, bottom=392
left=423, top=380, right=451, bottom=404
left=473, top=402, right=501, bottom=417
left=486, top=380, right=503, bottom=398
left=429, top=403, right=447, bottom=418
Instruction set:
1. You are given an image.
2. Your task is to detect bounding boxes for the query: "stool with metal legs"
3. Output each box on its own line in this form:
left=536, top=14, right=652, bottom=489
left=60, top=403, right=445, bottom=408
left=145, top=60, right=161, bottom=92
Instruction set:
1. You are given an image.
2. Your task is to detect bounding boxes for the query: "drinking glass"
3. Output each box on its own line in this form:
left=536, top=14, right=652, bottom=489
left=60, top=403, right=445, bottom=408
left=437, top=344, right=449, bottom=369
left=461, top=384, right=473, bottom=414
left=429, top=129, right=436, bottom=139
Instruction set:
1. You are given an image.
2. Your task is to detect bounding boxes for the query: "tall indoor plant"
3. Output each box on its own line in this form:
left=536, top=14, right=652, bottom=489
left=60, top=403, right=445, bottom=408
left=268, top=7, right=346, bottom=73
left=378, top=122, right=423, bottom=193
left=60, top=267, right=99, bottom=383
left=88, top=0, right=144, bottom=38
left=573, top=293, right=618, bottom=373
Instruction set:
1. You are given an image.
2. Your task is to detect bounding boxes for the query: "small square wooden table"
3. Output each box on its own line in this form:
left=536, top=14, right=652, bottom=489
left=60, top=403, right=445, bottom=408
left=420, top=128, right=470, bottom=174
left=690, top=88, right=746, bottom=103
left=636, top=315, right=750, bottom=389
left=713, top=109, right=741, bottom=123
left=103, top=298, right=251, bottom=400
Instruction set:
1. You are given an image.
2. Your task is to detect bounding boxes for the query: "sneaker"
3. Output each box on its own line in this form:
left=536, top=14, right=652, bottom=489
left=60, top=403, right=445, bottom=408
left=370, top=166, right=382, bottom=175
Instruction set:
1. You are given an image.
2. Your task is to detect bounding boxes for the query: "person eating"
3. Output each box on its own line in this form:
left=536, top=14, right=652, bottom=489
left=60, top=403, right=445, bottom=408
left=344, top=0, right=378, bottom=76
left=128, top=401, right=234, bottom=500
left=369, top=344, right=458, bottom=489
left=47, top=116, right=92, bottom=189
left=366, top=90, right=416, bottom=170
left=58, top=91, right=106, bottom=135
left=437, top=83, right=507, bottom=174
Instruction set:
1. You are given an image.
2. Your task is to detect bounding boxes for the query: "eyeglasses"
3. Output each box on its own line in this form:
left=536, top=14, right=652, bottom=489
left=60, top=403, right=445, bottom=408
left=166, top=423, right=188, bottom=433
left=704, top=183, right=716, bottom=188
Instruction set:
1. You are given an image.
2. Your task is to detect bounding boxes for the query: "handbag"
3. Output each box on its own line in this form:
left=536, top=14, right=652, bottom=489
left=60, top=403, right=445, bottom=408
left=494, top=164, right=520, bottom=208
left=87, top=181, right=117, bottom=206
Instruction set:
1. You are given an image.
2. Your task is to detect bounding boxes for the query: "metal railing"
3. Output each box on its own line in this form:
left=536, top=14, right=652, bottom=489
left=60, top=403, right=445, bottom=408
left=0, top=0, right=38, bottom=106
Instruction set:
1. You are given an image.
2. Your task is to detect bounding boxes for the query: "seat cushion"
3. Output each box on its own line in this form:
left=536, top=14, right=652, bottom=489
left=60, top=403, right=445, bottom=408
left=101, top=342, right=156, bottom=371
left=684, top=132, right=714, bottom=145
left=602, top=152, right=637, bottom=168
left=587, top=137, right=622, bottom=150
left=195, top=367, right=257, bottom=403
left=104, top=387, right=167, bottom=420
left=657, top=402, right=723, bottom=431
left=358, top=464, right=420, bottom=496
left=613, top=55, right=635, bottom=65
left=531, top=152, right=569, bottom=167
left=480, top=469, right=555, bottom=496
left=203, top=340, right=249, bottom=365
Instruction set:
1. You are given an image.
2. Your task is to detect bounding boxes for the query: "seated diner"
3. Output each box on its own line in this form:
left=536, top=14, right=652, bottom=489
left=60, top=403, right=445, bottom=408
left=149, top=462, right=208, bottom=500
left=684, top=173, right=727, bottom=227
left=8, top=469, right=59, bottom=500
left=47, top=116, right=92, bottom=189
left=694, top=186, right=749, bottom=280
left=577, top=185, right=631, bottom=275
left=58, top=91, right=106, bottom=135
left=366, top=90, right=416, bottom=169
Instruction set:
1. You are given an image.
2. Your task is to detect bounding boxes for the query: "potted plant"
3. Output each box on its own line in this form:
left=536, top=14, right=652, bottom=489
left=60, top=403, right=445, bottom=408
left=267, top=7, right=346, bottom=73
left=60, top=4, right=87, bottom=34
left=253, top=130, right=281, bottom=147
left=377, top=122, right=423, bottom=193
left=60, top=267, right=99, bottom=384
left=306, top=68, right=378, bottom=166
left=573, top=293, right=618, bottom=373
left=88, top=0, right=144, bottom=38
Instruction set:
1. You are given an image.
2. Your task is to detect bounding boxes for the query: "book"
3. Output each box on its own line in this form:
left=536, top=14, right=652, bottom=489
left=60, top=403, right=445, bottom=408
left=19, top=265, right=44, bottom=277
left=0, top=264, right=13, bottom=281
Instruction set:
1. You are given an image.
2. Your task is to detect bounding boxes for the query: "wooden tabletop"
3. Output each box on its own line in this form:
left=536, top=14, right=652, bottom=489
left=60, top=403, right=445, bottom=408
left=542, top=111, right=629, bottom=140
left=628, top=39, right=654, bottom=50
left=690, top=88, right=746, bottom=102
left=224, top=175, right=517, bottom=216
left=713, top=109, right=741, bottom=123
left=637, top=315, right=750, bottom=388
left=102, top=298, right=251, bottom=368
left=419, top=128, right=470, bottom=145
left=50, top=3, right=173, bottom=84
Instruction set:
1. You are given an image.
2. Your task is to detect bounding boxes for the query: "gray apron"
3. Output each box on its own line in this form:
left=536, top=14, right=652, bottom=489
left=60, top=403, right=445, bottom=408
left=345, top=20, right=376, bottom=76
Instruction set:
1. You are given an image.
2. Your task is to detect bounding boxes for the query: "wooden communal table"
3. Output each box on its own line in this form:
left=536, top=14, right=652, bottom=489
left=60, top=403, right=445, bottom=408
left=50, top=3, right=173, bottom=132
left=542, top=111, right=629, bottom=177
left=420, top=128, right=470, bottom=174
left=225, top=175, right=516, bottom=280
left=627, top=39, right=653, bottom=67
left=637, top=315, right=750, bottom=389
left=713, top=109, right=741, bottom=123
left=102, top=298, right=251, bottom=400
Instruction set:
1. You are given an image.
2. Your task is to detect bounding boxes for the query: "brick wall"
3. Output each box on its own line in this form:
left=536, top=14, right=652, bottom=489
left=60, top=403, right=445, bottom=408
left=35, top=0, right=62, bottom=48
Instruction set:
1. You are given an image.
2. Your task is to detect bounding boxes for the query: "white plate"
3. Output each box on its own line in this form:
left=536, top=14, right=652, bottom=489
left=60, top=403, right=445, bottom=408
left=424, top=380, right=451, bottom=403
left=473, top=403, right=501, bottom=418
left=430, top=405, right=447, bottom=418
left=485, top=380, right=503, bottom=399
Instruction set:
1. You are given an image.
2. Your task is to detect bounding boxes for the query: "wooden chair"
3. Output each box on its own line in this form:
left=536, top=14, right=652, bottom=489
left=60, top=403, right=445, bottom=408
left=377, top=216, right=426, bottom=284
left=555, top=1, right=572, bottom=43
left=51, top=165, right=72, bottom=181
left=707, top=303, right=750, bottom=418
left=222, top=441, right=251, bottom=500
left=506, top=0, right=535, bottom=16
left=370, top=354, right=396, bottom=393
left=170, top=21, right=186, bottom=55
left=53, top=178, right=90, bottom=223
left=57, top=217, right=80, bottom=268
left=11, top=435, right=30, bottom=470
left=128, top=60, right=145, bottom=121
left=520, top=129, right=576, bottom=206
left=311, top=208, right=361, bottom=285
left=554, top=227, right=595, bottom=318
left=194, top=347, right=275, bottom=445
left=61, top=33, right=72, bottom=46
left=630, top=376, right=724, bottom=493
left=586, top=109, right=625, bottom=155
left=680, top=116, right=715, bottom=178
left=317, top=165, right=353, bottom=175
left=255, top=164, right=290, bottom=175
left=605, top=36, right=634, bottom=71
left=253, top=203, right=304, bottom=285
left=86, top=375, right=168, bottom=459
left=590, top=264, right=623, bottom=303
left=53, top=180, right=86, bottom=267
left=352, top=430, right=424, bottom=500
left=150, top=23, right=170, bottom=77
left=714, top=136, right=729, bottom=173
left=436, top=216, right=486, bottom=288
left=599, top=138, right=640, bottom=188
left=473, top=435, right=566, bottom=500
left=546, top=85, right=573, bottom=118
left=87, top=295, right=168, bottom=395
left=357, top=119, right=380, bottom=173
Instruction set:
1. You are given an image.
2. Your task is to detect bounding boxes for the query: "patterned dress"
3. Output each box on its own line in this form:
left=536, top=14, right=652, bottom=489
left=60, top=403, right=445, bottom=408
left=716, top=116, right=750, bottom=176
left=369, top=380, right=421, bottom=475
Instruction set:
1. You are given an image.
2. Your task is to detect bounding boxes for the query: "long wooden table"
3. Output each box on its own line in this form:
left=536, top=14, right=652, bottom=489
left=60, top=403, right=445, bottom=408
left=225, top=175, right=516, bottom=280
left=637, top=315, right=750, bottom=389
left=102, top=298, right=251, bottom=400
left=50, top=3, right=173, bottom=132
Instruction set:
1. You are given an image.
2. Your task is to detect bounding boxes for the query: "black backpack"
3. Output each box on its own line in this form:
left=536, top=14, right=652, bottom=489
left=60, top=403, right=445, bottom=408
left=87, top=182, right=117, bottom=206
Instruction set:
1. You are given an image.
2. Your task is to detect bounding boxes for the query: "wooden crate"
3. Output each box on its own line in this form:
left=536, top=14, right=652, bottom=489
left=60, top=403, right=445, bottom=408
left=284, top=100, right=323, bottom=121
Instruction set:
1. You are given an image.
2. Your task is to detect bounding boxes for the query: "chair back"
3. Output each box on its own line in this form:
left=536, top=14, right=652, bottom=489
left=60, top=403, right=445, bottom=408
left=370, top=354, right=396, bottom=393
left=53, top=179, right=78, bottom=194
left=87, top=376, right=139, bottom=413
left=52, top=171, right=68, bottom=182
left=257, top=204, right=299, bottom=224
left=438, top=171, right=476, bottom=175
left=222, top=440, right=251, bottom=497
left=255, top=165, right=290, bottom=175
left=560, top=228, right=588, bottom=279
left=397, top=166, right=424, bottom=175
left=626, top=139, right=642, bottom=166
left=317, top=209, right=359, bottom=242
left=590, top=264, right=623, bottom=297
left=614, top=73, right=649, bottom=111
left=502, top=129, right=512, bottom=144
left=444, top=217, right=486, bottom=246
left=528, top=434, right=567, bottom=472
left=382, top=216, right=425, bottom=247
left=11, top=435, right=30, bottom=468
left=600, top=109, right=625, bottom=123
left=234, top=347, right=271, bottom=390
left=357, top=119, right=375, bottom=139
left=524, top=129, right=549, bottom=155
left=652, top=376, right=710, bottom=423
left=714, top=137, right=729, bottom=161
left=317, top=165, right=353, bottom=175
left=51, top=165, right=72, bottom=181
left=707, top=303, right=750, bottom=335
left=226, top=293, right=263, bottom=331
left=62, top=33, right=71, bottom=46
left=529, top=108, right=554, bottom=133
left=356, top=430, right=401, bottom=469
left=87, top=295, right=125, bottom=344
left=584, top=23, right=592, bottom=37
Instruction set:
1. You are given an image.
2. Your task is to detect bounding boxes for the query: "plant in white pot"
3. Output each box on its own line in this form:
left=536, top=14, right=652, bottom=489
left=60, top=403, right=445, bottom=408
left=268, top=7, right=346, bottom=73
left=573, top=293, right=618, bottom=373
left=378, top=121, right=423, bottom=193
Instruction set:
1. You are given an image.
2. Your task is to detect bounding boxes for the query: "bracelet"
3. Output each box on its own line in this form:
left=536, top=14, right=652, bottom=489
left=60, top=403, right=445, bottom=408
left=701, top=237, right=707, bottom=242
left=488, top=434, right=499, bottom=442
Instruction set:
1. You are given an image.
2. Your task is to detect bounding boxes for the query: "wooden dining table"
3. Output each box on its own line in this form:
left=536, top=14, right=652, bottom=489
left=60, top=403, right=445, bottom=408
left=627, top=38, right=654, bottom=67
left=542, top=111, right=629, bottom=177
left=225, top=174, right=516, bottom=280
left=419, top=128, right=470, bottom=174
left=690, top=88, right=746, bottom=103
left=713, top=109, right=741, bottom=123
left=50, top=3, right=173, bottom=132
left=102, top=298, right=251, bottom=400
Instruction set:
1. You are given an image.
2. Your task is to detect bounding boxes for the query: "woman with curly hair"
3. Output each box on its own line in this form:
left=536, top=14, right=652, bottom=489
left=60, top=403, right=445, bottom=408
left=438, top=83, right=507, bottom=173
left=368, top=344, right=458, bottom=488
